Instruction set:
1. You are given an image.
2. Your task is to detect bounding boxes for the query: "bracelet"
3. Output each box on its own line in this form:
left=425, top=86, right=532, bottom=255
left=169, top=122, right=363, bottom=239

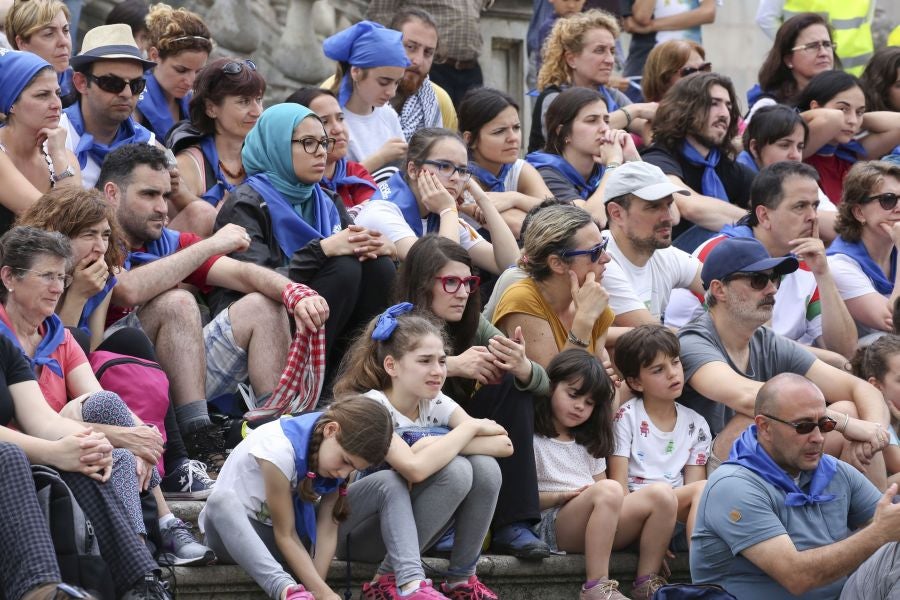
left=567, top=330, right=589, bottom=348
left=605, top=162, right=622, bottom=170
left=439, top=207, right=457, bottom=217
left=619, top=106, right=633, bottom=129
left=836, top=412, right=850, bottom=433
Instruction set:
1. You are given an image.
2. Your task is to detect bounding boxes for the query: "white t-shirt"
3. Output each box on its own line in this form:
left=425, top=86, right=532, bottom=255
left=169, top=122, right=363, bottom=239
left=602, top=231, right=700, bottom=321
left=612, top=399, right=711, bottom=490
left=533, top=435, right=607, bottom=493
left=503, top=159, right=525, bottom=191
left=664, top=234, right=824, bottom=344
left=61, top=112, right=157, bottom=189
left=363, top=389, right=459, bottom=429
left=198, top=419, right=296, bottom=530
left=827, top=252, right=889, bottom=338
left=343, top=105, right=404, bottom=164
left=354, top=199, right=485, bottom=252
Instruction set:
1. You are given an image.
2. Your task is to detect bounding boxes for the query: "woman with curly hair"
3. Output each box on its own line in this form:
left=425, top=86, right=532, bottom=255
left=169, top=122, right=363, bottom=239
left=528, top=9, right=657, bottom=153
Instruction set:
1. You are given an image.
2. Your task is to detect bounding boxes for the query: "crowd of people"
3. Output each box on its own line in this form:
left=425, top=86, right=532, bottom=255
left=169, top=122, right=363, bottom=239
left=0, top=0, right=900, bottom=599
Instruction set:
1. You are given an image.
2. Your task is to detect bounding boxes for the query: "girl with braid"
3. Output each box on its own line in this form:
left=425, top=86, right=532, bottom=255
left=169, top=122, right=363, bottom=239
left=198, top=396, right=394, bottom=600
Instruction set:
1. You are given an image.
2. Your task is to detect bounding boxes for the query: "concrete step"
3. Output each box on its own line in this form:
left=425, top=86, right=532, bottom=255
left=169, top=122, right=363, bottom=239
left=166, top=501, right=690, bottom=598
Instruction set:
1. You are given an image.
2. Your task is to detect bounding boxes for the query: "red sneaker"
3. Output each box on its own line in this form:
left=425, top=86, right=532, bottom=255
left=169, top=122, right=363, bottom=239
left=440, top=576, right=498, bottom=600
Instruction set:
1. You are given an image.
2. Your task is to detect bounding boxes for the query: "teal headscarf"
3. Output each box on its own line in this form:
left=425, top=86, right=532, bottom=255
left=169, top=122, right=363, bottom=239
left=242, top=103, right=324, bottom=210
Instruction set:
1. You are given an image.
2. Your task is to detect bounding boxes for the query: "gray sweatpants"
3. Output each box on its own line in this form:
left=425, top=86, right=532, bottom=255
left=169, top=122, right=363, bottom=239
left=841, top=541, right=900, bottom=599
left=336, top=455, right=501, bottom=588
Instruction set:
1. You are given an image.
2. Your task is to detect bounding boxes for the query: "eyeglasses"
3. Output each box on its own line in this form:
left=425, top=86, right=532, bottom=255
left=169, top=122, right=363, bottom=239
left=419, top=159, right=472, bottom=180
left=435, top=275, right=481, bottom=294
left=16, top=268, right=72, bottom=288
left=725, top=271, right=781, bottom=290
left=679, top=62, right=712, bottom=77
left=291, top=137, right=336, bottom=154
left=561, top=239, right=609, bottom=263
left=763, top=414, right=837, bottom=435
left=790, top=40, right=837, bottom=54
left=863, top=192, right=900, bottom=211
left=222, top=60, right=257, bottom=75
left=86, top=73, right=146, bottom=96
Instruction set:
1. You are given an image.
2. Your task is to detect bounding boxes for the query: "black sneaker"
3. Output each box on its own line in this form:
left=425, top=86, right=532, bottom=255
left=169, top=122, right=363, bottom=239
left=491, top=522, right=551, bottom=560
left=120, top=574, right=172, bottom=600
left=160, top=459, right=215, bottom=500
left=183, top=423, right=227, bottom=473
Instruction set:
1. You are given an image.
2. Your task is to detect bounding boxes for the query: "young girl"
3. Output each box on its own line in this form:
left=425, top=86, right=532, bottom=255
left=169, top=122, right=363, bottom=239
left=851, top=334, right=900, bottom=485
left=334, top=306, right=510, bottom=599
left=533, top=348, right=676, bottom=600
left=198, top=396, right=394, bottom=600
left=608, top=325, right=710, bottom=552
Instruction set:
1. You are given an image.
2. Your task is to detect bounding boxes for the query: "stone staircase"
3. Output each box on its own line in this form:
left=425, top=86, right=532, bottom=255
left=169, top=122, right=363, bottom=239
left=167, top=501, right=691, bottom=599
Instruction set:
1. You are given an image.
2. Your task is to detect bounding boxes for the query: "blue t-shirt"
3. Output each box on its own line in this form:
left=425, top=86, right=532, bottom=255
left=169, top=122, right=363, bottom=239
left=691, top=461, right=881, bottom=599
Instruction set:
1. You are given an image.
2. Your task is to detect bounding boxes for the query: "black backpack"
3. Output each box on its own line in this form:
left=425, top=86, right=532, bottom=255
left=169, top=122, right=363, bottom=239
left=652, top=584, right=738, bottom=599
left=32, top=466, right=116, bottom=600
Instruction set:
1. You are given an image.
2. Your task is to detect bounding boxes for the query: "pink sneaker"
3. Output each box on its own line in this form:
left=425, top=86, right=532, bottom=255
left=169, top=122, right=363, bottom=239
left=440, top=576, right=498, bottom=600
left=362, top=574, right=399, bottom=600
left=283, top=584, right=315, bottom=600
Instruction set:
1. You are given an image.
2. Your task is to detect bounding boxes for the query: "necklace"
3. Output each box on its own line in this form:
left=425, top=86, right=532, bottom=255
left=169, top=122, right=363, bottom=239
left=218, top=159, right=245, bottom=180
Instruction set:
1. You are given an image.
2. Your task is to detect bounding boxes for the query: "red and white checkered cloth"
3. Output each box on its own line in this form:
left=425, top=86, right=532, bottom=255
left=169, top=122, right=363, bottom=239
left=243, top=283, right=326, bottom=421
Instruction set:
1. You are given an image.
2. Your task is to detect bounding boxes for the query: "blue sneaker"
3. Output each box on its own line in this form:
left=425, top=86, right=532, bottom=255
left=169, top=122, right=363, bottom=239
left=429, top=527, right=455, bottom=557
left=490, top=522, right=550, bottom=560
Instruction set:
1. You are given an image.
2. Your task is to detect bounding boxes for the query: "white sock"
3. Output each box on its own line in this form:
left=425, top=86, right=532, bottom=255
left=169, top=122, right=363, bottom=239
left=158, top=513, right=177, bottom=529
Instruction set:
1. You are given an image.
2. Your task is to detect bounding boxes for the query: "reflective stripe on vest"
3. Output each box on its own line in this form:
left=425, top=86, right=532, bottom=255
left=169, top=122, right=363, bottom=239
left=782, top=0, right=874, bottom=76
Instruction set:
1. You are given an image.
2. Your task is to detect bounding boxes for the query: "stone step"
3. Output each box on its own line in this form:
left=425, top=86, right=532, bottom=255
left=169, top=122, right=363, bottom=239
left=166, top=501, right=691, bottom=598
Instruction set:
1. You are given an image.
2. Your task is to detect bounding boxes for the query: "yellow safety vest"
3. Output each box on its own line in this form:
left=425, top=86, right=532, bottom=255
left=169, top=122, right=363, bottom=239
left=782, top=0, right=874, bottom=76
left=889, top=25, right=900, bottom=47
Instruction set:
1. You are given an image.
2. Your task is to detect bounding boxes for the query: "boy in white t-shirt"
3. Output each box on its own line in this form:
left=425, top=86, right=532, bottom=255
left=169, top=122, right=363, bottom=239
left=608, top=324, right=710, bottom=549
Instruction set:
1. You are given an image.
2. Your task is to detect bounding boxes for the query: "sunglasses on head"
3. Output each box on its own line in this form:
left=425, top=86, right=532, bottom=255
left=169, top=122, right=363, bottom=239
left=763, top=414, right=837, bottom=435
left=435, top=275, right=481, bottom=294
left=86, top=73, right=146, bottom=95
left=222, top=60, right=257, bottom=75
left=725, top=270, right=781, bottom=290
left=863, top=192, right=900, bottom=211
left=679, top=62, right=712, bottom=77
left=561, top=239, right=609, bottom=263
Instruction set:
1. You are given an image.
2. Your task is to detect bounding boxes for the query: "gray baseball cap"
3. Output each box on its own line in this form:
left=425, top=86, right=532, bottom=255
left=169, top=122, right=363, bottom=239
left=602, top=161, right=689, bottom=203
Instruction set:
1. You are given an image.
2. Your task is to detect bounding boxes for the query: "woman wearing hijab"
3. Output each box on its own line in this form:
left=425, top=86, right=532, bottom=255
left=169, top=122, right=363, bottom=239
left=214, top=102, right=396, bottom=388
left=323, top=20, right=411, bottom=177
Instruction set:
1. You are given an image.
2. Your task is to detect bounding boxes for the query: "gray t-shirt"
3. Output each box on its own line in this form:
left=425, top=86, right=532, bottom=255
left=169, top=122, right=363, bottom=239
left=691, top=460, right=881, bottom=599
left=678, top=312, right=817, bottom=434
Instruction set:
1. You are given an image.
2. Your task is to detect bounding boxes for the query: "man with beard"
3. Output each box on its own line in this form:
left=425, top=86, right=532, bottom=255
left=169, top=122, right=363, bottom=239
left=642, top=72, right=756, bottom=252
left=677, top=236, right=889, bottom=489
left=691, top=374, right=900, bottom=600
left=599, top=161, right=704, bottom=327
left=666, top=162, right=857, bottom=364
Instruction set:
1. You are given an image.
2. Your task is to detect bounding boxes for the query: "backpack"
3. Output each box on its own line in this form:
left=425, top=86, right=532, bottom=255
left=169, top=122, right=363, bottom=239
left=652, top=584, right=738, bottom=599
left=88, top=351, right=170, bottom=474
left=32, top=465, right=116, bottom=600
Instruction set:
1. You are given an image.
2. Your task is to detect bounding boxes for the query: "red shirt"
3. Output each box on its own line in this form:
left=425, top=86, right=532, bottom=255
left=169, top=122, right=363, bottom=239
left=805, top=153, right=854, bottom=205
left=336, top=161, right=378, bottom=208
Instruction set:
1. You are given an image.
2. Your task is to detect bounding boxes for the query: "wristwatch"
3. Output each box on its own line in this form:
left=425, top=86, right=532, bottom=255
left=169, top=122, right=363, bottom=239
left=51, top=164, right=75, bottom=184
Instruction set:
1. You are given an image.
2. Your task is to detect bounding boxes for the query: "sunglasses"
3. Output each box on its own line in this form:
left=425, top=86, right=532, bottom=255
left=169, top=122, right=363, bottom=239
left=863, top=192, right=900, bottom=211
left=561, top=239, right=609, bottom=263
left=763, top=414, right=837, bottom=435
left=435, top=275, right=481, bottom=294
left=419, top=159, right=472, bottom=180
left=725, top=271, right=781, bottom=291
left=679, top=62, right=712, bottom=77
left=86, top=73, right=146, bottom=95
left=291, top=137, right=336, bottom=154
left=222, top=60, right=257, bottom=75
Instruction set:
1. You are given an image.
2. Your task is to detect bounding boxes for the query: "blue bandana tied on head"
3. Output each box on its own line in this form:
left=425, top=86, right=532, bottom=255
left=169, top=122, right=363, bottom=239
left=681, top=141, right=728, bottom=201
left=371, top=302, right=414, bottom=341
left=124, top=228, right=182, bottom=270
left=726, top=425, right=837, bottom=507
left=64, top=102, right=153, bottom=170
left=380, top=172, right=440, bottom=236
left=136, top=72, right=190, bottom=139
left=826, top=235, right=896, bottom=295
left=280, top=412, right=343, bottom=549
left=0, top=49, right=53, bottom=118
left=322, top=21, right=411, bottom=106
left=0, top=309, right=65, bottom=378
left=468, top=162, right=513, bottom=192
left=525, top=151, right=603, bottom=200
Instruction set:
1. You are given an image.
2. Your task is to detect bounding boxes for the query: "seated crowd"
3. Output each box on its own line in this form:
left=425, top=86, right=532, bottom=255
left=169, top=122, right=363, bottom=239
left=2, top=2, right=900, bottom=600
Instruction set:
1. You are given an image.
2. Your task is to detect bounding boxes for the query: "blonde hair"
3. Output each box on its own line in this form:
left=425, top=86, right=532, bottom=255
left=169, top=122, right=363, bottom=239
left=520, top=203, right=593, bottom=281
left=5, top=0, right=70, bottom=48
left=145, top=3, right=211, bottom=59
left=537, top=9, right=620, bottom=91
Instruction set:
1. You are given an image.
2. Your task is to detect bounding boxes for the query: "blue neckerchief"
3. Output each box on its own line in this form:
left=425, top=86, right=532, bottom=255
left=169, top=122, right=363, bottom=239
left=817, top=140, right=866, bottom=163
left=719, top=223, right=754, bottom=239
left=280, top=412, right=343, bottom=548
left=0, top=311, right=64, bottom=377
left=198, top=135, right=237, bottom=206
left=136, top=72, right=190, bottom=140
left=58, top=68, right=74, bottom=99
left=78, top=275, right=117, bottom=336
left=468, top=162, right=513, bottom=192
left=826, top=235, right=896, bottom=295
left=64, top=102, right=152, bottom=170
left=245, top=174, right=342, bottom=260
left=525, top=151, right=603, bottom=200
left=321, top=158, right=378, bottom=196
left=736, top=151, right=759, bottom=173
left=746, top=84, right=766, bottom=108
left=124, top=228, right=182, bottom=270
left=598, top=85, right=619, bottom=112
left=681, top=141, right=728, bottom=201
left=726, top=425, right=837, bottom=507
left=380, top=171, right=439, bottom=236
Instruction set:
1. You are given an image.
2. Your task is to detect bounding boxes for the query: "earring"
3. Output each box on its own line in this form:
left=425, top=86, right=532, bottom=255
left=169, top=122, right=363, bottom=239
left=787, top=64, right=793, bottom=69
